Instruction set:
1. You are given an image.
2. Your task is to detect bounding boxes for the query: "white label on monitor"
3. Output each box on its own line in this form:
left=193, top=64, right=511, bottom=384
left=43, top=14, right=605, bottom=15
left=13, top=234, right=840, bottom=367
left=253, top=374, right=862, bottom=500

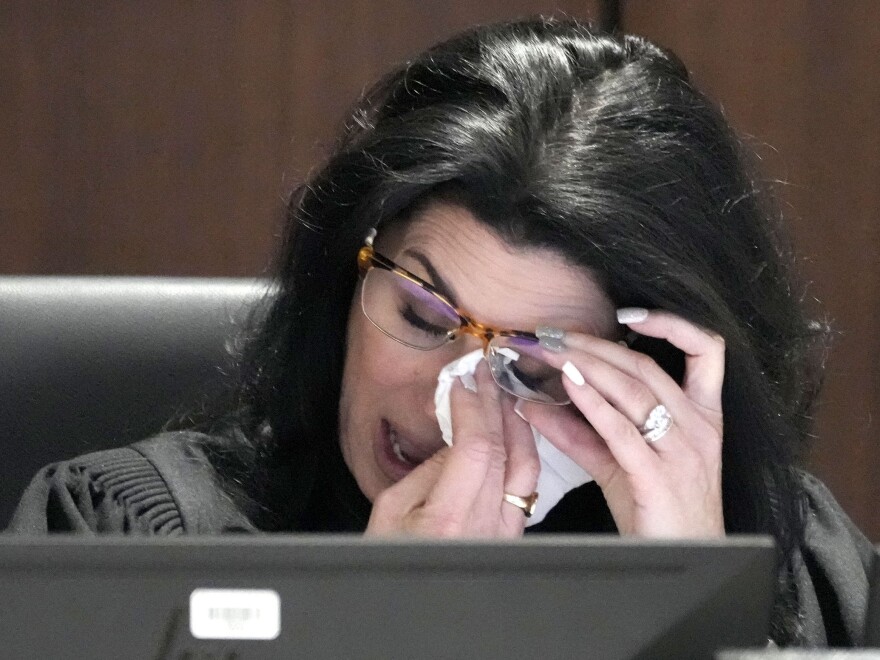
left=189, top=589, right=281, bottom=640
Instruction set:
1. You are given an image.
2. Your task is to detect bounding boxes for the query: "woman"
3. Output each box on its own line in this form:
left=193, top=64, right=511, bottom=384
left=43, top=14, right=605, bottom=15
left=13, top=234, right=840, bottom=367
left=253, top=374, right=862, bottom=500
left=9, top=17, right=872, bottom=647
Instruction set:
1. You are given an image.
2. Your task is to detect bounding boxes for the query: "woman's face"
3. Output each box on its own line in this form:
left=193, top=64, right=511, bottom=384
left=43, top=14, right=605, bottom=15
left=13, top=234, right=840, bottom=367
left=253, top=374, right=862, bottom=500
left=338, top=201, right=619, bottom=501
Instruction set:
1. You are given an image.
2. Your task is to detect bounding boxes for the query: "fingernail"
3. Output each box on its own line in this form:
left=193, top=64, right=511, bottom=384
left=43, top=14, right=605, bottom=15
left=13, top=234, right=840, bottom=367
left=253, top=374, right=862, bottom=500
left=561, top=361, right=585, bottom=387
left=536, top=325, right=566, bottom=353
left=460, top=373, right=478, bottom=393
left=617, top=307, right=649, bottom=324
left=539, top=337, right=565, bottom=353
left=514, top=399, right=528, bottom=422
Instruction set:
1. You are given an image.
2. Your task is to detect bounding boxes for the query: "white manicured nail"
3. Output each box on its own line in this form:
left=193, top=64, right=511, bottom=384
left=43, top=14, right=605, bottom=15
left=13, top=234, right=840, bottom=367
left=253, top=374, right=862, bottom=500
left=561, top=361, right=585, bottom=387
left=617, top=307, right=649, bottom=324
left=514, top=399, right=528, bottom=422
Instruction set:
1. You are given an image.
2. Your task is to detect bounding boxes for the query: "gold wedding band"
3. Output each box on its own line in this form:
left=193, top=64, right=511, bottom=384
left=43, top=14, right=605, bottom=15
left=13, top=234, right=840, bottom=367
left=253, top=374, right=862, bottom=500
left=503, top=491, right=539, bottom=518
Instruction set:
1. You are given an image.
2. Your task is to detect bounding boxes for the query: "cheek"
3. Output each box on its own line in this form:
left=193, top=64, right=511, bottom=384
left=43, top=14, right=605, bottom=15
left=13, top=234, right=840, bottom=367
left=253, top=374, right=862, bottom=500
left=344, top=311, right=424, bottom=398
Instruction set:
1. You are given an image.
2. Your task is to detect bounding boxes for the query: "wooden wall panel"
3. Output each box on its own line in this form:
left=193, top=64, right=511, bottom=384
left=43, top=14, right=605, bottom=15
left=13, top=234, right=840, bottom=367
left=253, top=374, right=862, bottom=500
left=621, top=1, right=880, bottom=538
left=0, top=1, right=603, bottom=276
left=0, top=3, right=288, bottom=275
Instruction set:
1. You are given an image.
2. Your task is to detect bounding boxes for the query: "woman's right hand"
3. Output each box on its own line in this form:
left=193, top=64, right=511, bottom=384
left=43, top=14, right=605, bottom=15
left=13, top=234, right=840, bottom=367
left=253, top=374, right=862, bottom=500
left=365, top=361, right=540, bottom=538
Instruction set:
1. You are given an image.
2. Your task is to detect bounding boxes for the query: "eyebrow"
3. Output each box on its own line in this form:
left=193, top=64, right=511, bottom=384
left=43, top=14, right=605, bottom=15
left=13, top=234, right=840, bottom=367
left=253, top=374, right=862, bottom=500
left=400, top=248, right=459, bottom=306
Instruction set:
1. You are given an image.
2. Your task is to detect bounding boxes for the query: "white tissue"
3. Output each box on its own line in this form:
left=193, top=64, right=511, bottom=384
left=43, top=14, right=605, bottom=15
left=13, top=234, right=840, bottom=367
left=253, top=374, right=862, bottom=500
left=433, top=349, right=593, bottom=525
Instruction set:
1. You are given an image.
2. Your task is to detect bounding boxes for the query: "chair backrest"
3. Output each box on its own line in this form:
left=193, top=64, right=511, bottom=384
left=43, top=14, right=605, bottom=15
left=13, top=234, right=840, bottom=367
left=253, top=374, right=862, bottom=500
left=0, top=276, right=268, bottom=528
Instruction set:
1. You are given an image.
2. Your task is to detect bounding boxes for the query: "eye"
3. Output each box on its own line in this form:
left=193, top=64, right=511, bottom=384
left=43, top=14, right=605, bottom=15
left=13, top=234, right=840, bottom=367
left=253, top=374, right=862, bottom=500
left=400, top=303, right=449, bottom=337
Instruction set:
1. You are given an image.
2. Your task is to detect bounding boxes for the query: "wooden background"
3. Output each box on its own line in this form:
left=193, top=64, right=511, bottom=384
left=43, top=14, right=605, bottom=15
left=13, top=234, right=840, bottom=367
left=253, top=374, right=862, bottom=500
left=2, top=1, right=878, bottom=538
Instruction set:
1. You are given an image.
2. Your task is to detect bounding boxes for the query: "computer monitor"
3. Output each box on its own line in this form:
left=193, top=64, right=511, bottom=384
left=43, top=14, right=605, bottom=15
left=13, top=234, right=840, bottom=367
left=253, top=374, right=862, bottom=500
left=0, top=535, right=775, bottom=659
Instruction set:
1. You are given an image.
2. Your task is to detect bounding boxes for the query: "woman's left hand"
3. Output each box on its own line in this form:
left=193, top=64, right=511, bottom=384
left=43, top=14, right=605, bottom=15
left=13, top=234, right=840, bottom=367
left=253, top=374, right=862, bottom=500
left=519, top=309, right=726, bottom=538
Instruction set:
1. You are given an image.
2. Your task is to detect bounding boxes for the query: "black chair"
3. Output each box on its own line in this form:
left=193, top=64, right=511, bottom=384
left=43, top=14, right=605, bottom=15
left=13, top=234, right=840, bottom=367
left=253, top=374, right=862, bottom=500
left=0, top=276, right=268, bottom=529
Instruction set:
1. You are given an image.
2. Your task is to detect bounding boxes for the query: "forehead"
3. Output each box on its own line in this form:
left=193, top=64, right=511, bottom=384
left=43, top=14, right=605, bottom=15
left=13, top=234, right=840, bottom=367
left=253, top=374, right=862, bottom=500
left=380, top=201, right=617, bottom=338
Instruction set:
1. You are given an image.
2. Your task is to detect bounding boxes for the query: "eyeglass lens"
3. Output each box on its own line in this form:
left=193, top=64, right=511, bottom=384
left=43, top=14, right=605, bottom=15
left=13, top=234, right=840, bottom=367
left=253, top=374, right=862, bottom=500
left=361, top=267, right=460, bottom=349
left=362, top=267, right=569, bottom=405
left=486, top=336, right=568, bottom=404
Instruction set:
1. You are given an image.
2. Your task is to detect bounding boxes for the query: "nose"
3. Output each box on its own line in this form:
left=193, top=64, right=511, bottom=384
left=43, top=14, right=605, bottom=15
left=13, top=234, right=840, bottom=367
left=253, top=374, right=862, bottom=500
left=455, top=332, right=486, bottom=355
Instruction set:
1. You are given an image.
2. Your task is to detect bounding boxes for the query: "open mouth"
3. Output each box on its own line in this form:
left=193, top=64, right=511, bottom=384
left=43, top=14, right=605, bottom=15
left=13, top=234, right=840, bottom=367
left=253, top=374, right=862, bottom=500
left=389, top=427, right=420, bottom=466
left=378, top=419, right=442, bottom=480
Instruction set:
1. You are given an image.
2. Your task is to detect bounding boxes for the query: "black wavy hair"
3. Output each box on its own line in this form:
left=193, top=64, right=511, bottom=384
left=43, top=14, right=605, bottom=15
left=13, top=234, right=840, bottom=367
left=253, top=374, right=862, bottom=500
left=199, top=17, right=824, bottom=643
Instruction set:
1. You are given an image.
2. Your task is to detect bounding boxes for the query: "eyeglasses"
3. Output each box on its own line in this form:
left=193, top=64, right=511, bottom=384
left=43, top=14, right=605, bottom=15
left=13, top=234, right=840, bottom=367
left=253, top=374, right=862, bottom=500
left=356, top=229, right=569, bottom=405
